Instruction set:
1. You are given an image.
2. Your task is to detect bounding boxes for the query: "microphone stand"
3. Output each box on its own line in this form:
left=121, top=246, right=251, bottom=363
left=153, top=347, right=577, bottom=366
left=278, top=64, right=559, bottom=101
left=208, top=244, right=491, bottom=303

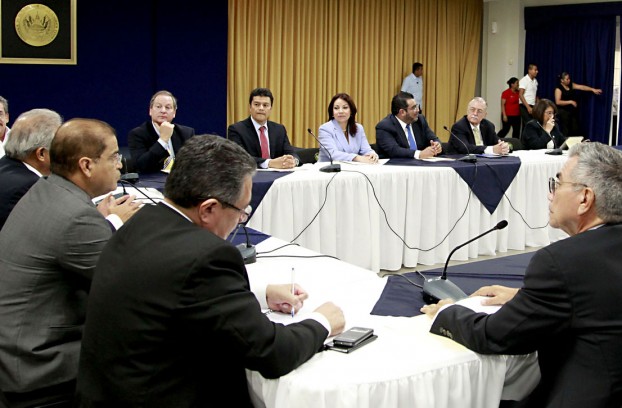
left=443, top=126, right=477, bottom=163
left=422, top=220, right=509, bottom=303
left=232, top=223, right=256, bottom=264
left=307, top=128, right=341, bottom=173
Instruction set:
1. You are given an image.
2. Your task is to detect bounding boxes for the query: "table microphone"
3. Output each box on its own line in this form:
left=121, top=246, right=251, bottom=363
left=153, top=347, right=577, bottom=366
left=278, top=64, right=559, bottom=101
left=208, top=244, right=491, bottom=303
left=422, top=220, right=508, bottom=304
left=230, top=223, right=257, bottom=264
left=307, top=128, right=341, bottom=173
left=443, top=126, right=477, bottom=163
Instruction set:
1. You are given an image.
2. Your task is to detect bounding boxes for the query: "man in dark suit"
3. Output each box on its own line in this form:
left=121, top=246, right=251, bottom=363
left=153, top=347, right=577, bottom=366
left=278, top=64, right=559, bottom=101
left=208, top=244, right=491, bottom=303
left=228, top=87, right=300, bottom=169
left=375, top=91, right=442, bottom=159
left=422, top=142, right=622, bottom=407
left=0, top=109, right=61, bottom=230
left=450, top=97, right=509, bottom=155
left=76, top=136, right=344, bottom=407
left=128, top=90, right=195, bottom=173
left=0, top=119, right=139, bottom=407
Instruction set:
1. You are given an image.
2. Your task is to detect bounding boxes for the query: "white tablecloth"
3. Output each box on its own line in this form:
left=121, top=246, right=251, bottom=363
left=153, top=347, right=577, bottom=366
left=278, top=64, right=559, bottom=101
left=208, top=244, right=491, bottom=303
left=246, top=238, right=540, bottom=408
left=247, top=150, right=568, bottom=272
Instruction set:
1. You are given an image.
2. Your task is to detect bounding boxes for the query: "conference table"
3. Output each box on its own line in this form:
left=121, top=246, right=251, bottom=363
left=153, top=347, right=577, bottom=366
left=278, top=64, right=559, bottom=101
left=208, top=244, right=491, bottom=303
left=245, top=237, right=540, bottom=408
left=246, top=150, right=568, bottom=272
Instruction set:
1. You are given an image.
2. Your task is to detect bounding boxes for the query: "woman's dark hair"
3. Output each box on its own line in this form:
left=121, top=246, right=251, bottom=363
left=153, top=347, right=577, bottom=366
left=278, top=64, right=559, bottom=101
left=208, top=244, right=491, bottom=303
left=558, top=72, right=570, bottom=82
left=506, top=77, right=518, bottom=87
left=327, top=93, right=358, bottom=136
left=532, top=99, right=557, bottom=125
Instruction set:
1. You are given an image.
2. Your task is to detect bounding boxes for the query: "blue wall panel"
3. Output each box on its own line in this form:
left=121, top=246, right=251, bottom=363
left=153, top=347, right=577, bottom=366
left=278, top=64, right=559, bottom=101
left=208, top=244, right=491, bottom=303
left=0, top=1, right=227, bottom=146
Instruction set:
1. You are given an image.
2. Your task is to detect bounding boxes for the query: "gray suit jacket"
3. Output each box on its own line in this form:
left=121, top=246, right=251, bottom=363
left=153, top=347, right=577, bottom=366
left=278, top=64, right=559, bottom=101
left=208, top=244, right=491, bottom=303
left=0, top=174, right=112, bottom=393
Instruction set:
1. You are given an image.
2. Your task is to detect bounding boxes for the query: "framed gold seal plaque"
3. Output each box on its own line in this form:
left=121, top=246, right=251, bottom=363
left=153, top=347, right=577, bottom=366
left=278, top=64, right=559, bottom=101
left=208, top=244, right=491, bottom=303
left=0, top=0, right=76, bottom=64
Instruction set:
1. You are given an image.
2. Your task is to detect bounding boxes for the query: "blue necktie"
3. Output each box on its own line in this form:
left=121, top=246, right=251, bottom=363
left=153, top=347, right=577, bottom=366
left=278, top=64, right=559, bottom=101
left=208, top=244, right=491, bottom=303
left=406, top=125, right=417, bottom=150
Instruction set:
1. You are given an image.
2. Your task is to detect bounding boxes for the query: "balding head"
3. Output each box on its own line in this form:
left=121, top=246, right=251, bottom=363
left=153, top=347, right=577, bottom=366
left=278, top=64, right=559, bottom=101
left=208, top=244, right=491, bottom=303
left=50, top=119, right=115, bottom=178
left=50, top=119, right=121, bottom=198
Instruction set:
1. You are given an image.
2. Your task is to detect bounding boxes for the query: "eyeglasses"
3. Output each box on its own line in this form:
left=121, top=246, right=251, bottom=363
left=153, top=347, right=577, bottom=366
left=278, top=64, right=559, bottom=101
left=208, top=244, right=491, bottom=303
left=113, top=153, right=123, bottom=165
left=199, top=197, right=252, bottom=223
left=548, top=176, right=587, bottom=194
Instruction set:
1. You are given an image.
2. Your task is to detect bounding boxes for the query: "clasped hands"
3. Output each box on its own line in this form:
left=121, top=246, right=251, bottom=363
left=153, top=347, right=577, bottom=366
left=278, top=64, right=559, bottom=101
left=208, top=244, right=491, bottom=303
left=268, top=155, right=297, bottom=169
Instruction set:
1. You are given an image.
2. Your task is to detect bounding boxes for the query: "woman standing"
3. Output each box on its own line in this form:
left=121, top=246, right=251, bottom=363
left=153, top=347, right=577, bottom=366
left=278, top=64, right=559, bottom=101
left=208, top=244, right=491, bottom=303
left=318, top=93, right=378, bottom=163
left=554, top=72, right=602, bottom=136
left=497, top=77, right=521, bottom=139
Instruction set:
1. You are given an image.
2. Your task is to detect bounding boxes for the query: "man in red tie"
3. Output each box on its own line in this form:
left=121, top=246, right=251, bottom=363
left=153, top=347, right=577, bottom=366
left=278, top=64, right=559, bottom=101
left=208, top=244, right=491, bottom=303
left=227, top=88, right=300, bottom=169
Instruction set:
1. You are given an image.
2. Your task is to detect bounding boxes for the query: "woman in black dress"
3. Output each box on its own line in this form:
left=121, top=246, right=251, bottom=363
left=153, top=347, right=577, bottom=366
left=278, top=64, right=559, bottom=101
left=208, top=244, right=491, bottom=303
left=554, top=72, right=602, bottom=136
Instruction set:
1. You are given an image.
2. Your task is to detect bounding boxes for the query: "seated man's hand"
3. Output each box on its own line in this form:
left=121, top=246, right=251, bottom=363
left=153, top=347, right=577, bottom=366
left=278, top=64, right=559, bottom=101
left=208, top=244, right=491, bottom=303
left=420, top=141, right=442, bottom=159
left=493, top=140, right=510, bottom=155
left=313, top=302, right=345, bottom=336
left=157, top=121, right=175, bottom=143
left=269, top=155, right=297, bottom=169
left=266, top=283, right=308, bottom=314
left=420, top=298, right=455, bottom=318
left=470, top=285, right=519, bottom=306
left=107, top=194, right=141, bottom=222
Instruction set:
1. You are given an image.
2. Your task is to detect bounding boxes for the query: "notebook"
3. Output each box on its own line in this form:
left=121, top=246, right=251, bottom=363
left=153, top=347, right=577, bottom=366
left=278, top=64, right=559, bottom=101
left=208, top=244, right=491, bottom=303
left=560, top=136, right=584, bottom=150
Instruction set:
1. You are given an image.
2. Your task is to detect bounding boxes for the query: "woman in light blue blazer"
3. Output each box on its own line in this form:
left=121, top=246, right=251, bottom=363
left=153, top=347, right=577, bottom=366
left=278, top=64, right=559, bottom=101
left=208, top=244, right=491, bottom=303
left=318, top=93, right=378, bottom=163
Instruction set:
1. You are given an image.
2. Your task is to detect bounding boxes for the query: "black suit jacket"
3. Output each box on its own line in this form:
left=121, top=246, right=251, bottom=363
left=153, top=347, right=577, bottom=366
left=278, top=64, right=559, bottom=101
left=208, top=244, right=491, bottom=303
left=227, top=117, right=299, bottom=167
left=127, top=121, right=195, bottom=173
left=449, top=116, right=499, bottom=154
left=431, top=223, right=622, bottom=408
left=76, top=203, right=328, bottom=407
left=375, top=114, right=440, bottom=159
left=0, top=156, right=40, bottom=230
left=522, top=120, right=566, bottom=150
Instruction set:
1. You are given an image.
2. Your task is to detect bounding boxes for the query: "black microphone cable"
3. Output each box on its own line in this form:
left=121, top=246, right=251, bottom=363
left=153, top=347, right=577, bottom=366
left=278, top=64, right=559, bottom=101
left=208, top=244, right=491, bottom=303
left=481, top=162, right=550, bottom=230
left=118, top=179, right=160, bottom=205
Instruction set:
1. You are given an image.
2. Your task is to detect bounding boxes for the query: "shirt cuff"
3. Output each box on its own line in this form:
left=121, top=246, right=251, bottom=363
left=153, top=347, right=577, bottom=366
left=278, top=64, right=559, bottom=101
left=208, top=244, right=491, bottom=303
left=305, top=312, right=331, bottom=336
left=484, top=146, right=494, bottom=154
left=414, top=150, right=421, bottom=159
left=157, top=138, right=168, bottom=150
left=106, top=214, right=123, bottom=231
left=260, top=159, right=270, bottom=169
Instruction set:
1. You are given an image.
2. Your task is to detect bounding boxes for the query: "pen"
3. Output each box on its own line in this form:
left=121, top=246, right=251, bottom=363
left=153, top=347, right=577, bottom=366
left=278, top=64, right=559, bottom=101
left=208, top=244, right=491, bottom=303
left=291, top=267, right=295, bottom=318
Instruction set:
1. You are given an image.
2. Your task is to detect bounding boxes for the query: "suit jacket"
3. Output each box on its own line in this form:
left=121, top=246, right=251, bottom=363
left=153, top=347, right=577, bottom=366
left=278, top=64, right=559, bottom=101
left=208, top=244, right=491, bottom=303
left=522, top=120, right=566, bottom=150
left=449, top=116, right=499, bottom=154
left=76, top=203, right=328, bottom=407
left=128, top=121, right=195, bottom=173
left=0, top=156, right=40, bottom=230
left=375, top=114, right=440, bottom=159
left=0, top=174, right=112, bottom=393
left=317, top=119, right=373, bottom=162
left=431, top=223, right=622, bottom=408
left=227, top=117, right=300, bottom=167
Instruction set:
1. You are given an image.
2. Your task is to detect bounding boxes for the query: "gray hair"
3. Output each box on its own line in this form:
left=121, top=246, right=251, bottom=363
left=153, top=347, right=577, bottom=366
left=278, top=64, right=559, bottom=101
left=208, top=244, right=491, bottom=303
left=0, top=95, right=7, bottom=113
left=569, top=142, right=622, bottom=223
left=4, top=109, right=62, bottom=160
left=467, top=97, right=488, bottom=111
left=164, top=135, right=256, bottom=208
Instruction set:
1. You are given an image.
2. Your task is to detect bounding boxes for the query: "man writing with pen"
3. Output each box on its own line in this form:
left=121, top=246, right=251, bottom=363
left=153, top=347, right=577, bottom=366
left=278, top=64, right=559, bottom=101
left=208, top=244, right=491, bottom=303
left=76, top=135, right=345, bottom=407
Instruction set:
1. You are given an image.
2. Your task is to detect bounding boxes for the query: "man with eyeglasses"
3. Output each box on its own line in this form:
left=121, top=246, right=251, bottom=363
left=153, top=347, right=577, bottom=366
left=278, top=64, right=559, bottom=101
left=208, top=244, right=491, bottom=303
left=450, top=97, right=509, bottom=155
left=421, top=142, right=622, bottom=407
left=76, top=135, right=345, bottom=407
left=375, top=91, right=442, bottom=159
left=0, top=119, right=140, bottom=406
left=128, top=90, right=195, bottom=173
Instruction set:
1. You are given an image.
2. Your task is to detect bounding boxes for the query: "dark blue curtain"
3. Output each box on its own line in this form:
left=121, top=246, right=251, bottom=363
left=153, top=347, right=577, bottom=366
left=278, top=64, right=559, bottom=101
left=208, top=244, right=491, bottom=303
left=525, top=5, right=618, bottom=144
